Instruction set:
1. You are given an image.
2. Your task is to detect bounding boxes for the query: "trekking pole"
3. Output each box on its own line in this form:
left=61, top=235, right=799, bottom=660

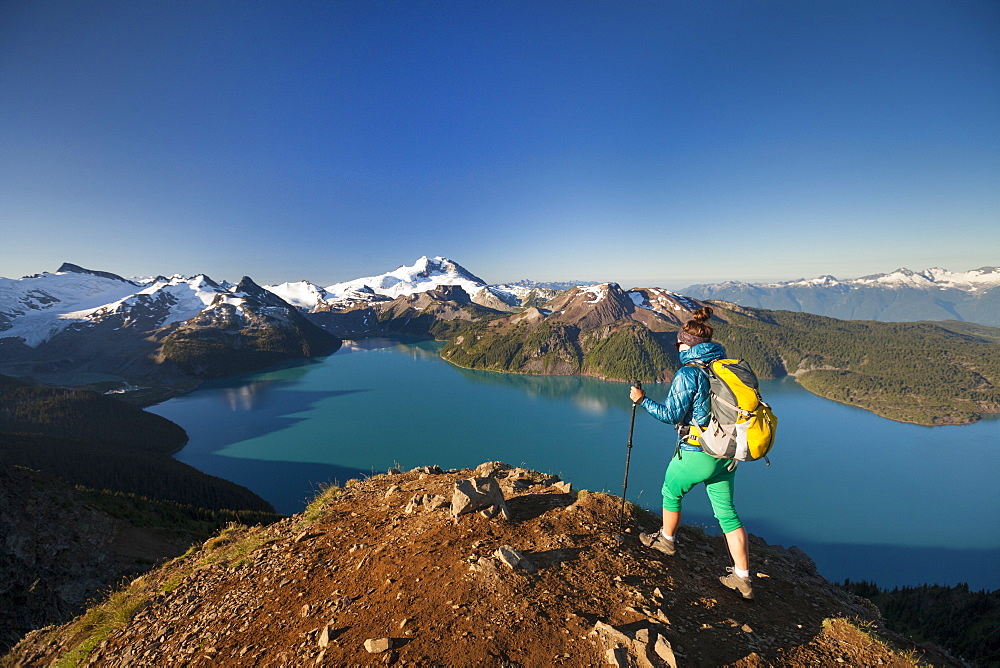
left=617, top=380, right=642, bottom=540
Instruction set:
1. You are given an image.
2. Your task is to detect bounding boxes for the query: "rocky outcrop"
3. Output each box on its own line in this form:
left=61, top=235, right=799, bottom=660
left=450, top=475, right=511, bottom=520
left=56, top=263, right=137, bottom=285
left=471, top=286, right=519, bottom=312
left=5, top=463, right=960, bottom=667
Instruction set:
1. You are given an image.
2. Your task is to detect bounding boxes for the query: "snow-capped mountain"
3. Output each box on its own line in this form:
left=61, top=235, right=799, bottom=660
left=0, top=256, right=564, bottom=352
left=627, top=287, right=705, bottom=323
left=539, top=283, right=706, bottom=332
left=325, top=256, right=487, bottom=300
left=683, top=266, right=1000, bottom=326
left=263, top=280, right=388, bottom=313
left=0, top=263, right=142, bottom=346
left=1, top=268, right=256, bottom=348
left=772, top=267, right=1000, bottom=292
left=265, top=257, right=561, bottom=313
left=0, top=264, right=341, bottom=387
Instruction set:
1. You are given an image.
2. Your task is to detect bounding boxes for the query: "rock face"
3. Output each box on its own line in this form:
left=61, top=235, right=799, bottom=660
left=55, top=262, right=136, bottom=284
left=306, top=286, right=503, bottom=339
left=5, top=463, right=960, bottom=667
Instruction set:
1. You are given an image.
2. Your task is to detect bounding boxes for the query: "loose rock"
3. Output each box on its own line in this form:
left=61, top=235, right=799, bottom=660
left=493, top=545, right=532, bottom=571
left=364, top=637, right=392, bottom=653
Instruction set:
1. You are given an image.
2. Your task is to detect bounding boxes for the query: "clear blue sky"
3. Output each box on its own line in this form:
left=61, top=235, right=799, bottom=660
left=2, top=0, right=998, bottom=288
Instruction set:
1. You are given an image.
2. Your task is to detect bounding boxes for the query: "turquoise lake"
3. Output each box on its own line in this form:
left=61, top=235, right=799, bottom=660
left=149, top=339, right=1000, bottom=591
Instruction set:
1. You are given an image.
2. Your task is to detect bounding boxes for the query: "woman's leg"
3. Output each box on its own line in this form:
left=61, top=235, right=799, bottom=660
left=703, top=465, right=748, bottom=570
left=643, top=452, right=709, bottom=554
left=724, top=526, right=749, bottom=572
left=660, top=451, right=716, bottom=537
left=661, top=509, right=681, bottom=537
left=698, top=461, right=754, bottom=598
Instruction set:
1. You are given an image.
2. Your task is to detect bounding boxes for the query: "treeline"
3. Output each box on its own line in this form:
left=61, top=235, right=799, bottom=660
left=0, top=374, right=274, bottom=513
left=75, top=485, right=280, bottom=534
left=840, top=579, right=1000, bottom=665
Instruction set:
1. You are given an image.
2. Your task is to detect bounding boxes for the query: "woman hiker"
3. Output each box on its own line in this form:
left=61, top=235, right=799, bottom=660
left=628, top=306, right=754, bottom=600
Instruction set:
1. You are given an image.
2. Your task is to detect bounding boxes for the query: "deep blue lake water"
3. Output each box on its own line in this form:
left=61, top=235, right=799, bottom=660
left=149, top=339, right=1000, bottom=591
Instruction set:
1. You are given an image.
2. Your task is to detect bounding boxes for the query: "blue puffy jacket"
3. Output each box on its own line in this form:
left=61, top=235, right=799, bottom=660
left=639, top=341, right=727, bottom=449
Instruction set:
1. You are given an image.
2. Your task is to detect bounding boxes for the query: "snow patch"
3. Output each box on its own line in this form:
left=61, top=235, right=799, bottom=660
left=0, top=270, right=141, bottom=346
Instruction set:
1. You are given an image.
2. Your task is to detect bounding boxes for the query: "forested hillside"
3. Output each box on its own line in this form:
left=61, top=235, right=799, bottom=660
left=712, top=304, right=1000, bottom=424
left=0, top=375, right=274, bottom=512
left=431, top=293, right=1000, bottom=425
left=0, top=374, right=186, bottom=452
left=441, top=319, right=677, bottom=382
left=840, top=580, right=1000, bottom=665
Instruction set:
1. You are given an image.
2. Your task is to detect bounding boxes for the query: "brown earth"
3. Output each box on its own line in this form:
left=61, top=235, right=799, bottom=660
left=5, top=463, right=962, bottom=667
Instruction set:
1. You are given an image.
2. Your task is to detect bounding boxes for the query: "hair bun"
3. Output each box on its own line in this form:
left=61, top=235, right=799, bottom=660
left=691, top=306, right=713, bottom=323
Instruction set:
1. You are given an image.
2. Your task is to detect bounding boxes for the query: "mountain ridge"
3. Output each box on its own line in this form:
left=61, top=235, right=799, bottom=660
left=683, top=266, right=1000, bottom=325
left=3, top=258, right=999, bottom=424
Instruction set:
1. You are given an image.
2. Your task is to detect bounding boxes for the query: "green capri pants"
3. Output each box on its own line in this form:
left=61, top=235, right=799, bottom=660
left=661, top=449, right=743, bottom=534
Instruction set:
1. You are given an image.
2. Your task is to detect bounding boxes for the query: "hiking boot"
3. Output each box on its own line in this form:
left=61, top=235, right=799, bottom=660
left=720, top=567, right=754, bottom=599
left=639, top=531, right=676, bottom=556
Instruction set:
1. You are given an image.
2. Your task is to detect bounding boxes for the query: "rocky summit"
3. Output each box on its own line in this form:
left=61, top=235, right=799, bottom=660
left=6, top=463, right=959, bottom=667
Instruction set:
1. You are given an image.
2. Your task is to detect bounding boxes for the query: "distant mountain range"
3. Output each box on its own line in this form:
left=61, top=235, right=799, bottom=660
left=3, top=258, right=999, bottom=424
left=0, top=257, right=563, bottom=393
left=682, top=267, right=1000, bottom=325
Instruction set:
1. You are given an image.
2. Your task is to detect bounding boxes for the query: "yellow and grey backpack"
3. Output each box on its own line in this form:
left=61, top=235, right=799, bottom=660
left=686, top=359, right=777, bottom=469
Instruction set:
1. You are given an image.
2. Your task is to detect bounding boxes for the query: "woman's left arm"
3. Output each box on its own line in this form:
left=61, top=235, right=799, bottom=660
left=639, top=367, right=702, bottom=425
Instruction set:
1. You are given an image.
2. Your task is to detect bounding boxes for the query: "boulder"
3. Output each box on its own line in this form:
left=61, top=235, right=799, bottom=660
left=493, top=545, right=526, bottom=569
left=554, top=481, right=573, bottom=494
left=450, top=477, right=511, bottom=521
